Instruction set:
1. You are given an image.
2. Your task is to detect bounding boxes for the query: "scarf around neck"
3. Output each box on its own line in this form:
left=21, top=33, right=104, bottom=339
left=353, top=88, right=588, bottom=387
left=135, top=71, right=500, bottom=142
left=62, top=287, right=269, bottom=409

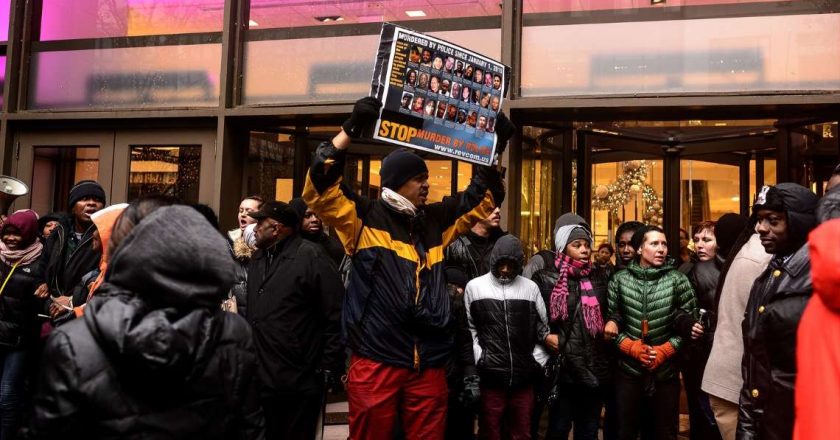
left=549, top=252, right=604, bottom=337
left=0, top=239, right=43, bottom=267
left=381, top=187, right=418, bottom=216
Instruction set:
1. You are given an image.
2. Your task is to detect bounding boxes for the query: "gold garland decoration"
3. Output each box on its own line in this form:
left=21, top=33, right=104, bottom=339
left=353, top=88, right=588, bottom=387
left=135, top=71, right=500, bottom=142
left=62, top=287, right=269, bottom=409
left=592, top=160, right=664, bottom=227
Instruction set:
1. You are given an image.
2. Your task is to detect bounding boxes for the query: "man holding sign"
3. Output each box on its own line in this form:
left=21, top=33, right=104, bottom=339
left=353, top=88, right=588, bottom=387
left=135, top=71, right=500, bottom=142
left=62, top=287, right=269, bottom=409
left=303, top=97, right=514, bottom=439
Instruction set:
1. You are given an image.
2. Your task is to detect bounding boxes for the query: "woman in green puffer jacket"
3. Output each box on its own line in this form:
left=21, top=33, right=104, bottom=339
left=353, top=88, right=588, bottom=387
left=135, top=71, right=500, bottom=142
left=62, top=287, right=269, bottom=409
left=608, top=225, right=697, bottom=440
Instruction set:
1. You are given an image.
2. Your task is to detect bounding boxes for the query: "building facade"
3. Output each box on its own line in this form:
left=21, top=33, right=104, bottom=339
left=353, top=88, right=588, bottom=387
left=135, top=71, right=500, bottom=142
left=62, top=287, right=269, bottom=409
left=0, top=0, right=838, bottom=254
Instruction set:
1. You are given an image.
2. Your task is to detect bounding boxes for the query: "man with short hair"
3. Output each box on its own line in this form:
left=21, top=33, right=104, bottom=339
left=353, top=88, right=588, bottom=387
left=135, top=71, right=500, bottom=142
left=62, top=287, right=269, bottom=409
left=246, top=201, right=344, bottom=440
left=738, top=184, right=818, bottom=440
left=303, top=97, right=513, bottom=440
left=35, top=180, right=105, bottom=323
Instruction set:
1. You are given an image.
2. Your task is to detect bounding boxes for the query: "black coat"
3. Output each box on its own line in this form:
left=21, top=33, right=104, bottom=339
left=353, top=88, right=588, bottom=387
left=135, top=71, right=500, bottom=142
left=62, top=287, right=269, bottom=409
left=445, top=229, right=507, bottom=281
left=532, top=265, right=611, bottom=387
left=737, top=243, right=812, bottom=440
left=246, top=234, right=343, bottom=394
left=0, top=260, right=42, bottom=348
left=303, top=232, right=345, bottom=267
left=32, top=205, right=264, bottom=439
left=38, top=216, right=101, bottom=302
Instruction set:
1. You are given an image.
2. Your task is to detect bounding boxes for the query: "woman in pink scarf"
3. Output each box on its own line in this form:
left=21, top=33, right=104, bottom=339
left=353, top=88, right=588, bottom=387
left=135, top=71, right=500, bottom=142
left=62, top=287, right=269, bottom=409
left=0, top=209, right=44, bottom=437
left=530, top=212, right=611, bottom=440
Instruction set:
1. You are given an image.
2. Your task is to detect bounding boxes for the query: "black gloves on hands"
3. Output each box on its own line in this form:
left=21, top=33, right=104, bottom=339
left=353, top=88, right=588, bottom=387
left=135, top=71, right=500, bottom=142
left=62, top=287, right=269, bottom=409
left=342, top=97, right=382, bottom=138
left=322, top=369, right=344, bottom=394
left=459, top=374, right=481, bottom=409
left=494, top=112, right=516, bottom=154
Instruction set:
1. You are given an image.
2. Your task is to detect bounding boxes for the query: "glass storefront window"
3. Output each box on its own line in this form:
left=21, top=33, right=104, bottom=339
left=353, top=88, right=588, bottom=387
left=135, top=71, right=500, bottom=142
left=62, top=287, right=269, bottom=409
left=39, top=0, right=224, bottom=40
left=245, top=132, right=296, bottom=202
left=30, top=147, right=99, bottom=214
left=521, top=12, right=840, bottom=96
left=28, top=44, right=221, bottom=109
left=129, top=146, right=202, bottom=204
left=591, top=160, right=664, bottom=246
left=243, top=0, right=502, bottom=104
left=681, top=160, right=740, bottom=231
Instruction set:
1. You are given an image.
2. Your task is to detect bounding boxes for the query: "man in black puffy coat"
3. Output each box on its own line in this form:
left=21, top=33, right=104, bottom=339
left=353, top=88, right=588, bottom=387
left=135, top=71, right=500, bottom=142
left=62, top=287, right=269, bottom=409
left=737, top=183, right=818, bottom=440
left=464, top=235, right=550, bottom=440
left=32, top=204, right=264, bottom=439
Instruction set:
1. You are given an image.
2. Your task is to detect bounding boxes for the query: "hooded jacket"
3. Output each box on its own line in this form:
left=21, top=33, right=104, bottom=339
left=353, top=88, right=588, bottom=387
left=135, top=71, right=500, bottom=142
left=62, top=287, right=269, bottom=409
left=794, top=219, right=840, bottom=440
left=738, top=183, right=818, bottom=440
left=0, top=213, right=43, bottom=348
left=303, top=141, right=504, bottom=370
left=608, top=258, right=697, bottom=381
left=463, top=235, right=549, bottom=387
left=32, top=206, right=264, bottom=439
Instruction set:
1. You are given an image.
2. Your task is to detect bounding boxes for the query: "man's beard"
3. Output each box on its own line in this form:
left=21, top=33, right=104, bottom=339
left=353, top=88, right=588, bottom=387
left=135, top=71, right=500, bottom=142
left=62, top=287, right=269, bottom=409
left=496, top=275, right=514, bottom=285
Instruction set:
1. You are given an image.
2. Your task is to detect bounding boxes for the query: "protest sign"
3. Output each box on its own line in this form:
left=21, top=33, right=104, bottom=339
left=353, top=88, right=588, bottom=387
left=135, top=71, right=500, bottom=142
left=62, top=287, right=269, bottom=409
left=371, top=23, right=510, bottom=166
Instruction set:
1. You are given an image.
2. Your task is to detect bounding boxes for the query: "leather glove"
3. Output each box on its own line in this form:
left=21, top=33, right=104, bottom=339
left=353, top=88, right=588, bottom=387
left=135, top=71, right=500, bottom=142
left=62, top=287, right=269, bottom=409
left=322, top=369, right=344, bottom=394
left=460, top=374, right=481, bottom=409
left=494, top=112, right=516, bottom=153
left=619, top=338, right=651, bottom=365
left=342, top=97, right=382, bottom=138
left=646, top=342, right=676, bottom=371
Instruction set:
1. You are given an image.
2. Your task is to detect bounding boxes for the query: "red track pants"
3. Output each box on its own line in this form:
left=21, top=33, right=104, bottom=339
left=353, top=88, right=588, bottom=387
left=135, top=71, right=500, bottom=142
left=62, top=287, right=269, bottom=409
left=347, top=355, right=448, bottom=440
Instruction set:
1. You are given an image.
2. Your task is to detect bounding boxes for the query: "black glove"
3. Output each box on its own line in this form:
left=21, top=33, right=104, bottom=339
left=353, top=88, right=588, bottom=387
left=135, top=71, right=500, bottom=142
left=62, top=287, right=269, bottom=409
left=494, top=112, right=516, bottom=153
left=322, top=369, right=344, bottom=394
left=342, top=97, right=382, bottom=138
left=459, top=374, right=481, bottom=409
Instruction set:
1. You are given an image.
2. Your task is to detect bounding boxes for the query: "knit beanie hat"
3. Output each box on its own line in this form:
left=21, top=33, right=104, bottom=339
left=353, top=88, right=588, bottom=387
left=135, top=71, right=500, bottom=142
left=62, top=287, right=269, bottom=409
left=380, top=149, right=428, bottom=191
left=552, top=212, right=592, bottom=252
left=68, top=180, right=106, bottom=207
left=445, top=266, right=469, bottom=289
left=714, top=213, right=748, bottom=257
left=289, top=197, right=308, bottom=225
left=630, top=225, right=663, bottom=252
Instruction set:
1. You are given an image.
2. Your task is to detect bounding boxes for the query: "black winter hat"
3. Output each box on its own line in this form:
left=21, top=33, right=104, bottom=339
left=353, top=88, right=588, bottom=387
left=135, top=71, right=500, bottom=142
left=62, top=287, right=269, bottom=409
left=630, top=225, right=664, bottom=253
left=445, top=266, right=469, bottom=289
left=380, top=149, right=428, bottom=191
left=68, top=180, right=106, bottom=207
left=289, top=197, right=308, bottom=225
left=753, top=183, right=818, bottom=252
left=714, top=213, right=748, bottom=257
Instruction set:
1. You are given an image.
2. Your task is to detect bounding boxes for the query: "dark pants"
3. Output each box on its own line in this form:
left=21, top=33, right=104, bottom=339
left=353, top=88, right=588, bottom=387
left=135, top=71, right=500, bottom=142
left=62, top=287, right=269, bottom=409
left=479, top=384, right=534, bottom=440
left=546, top=383, right=605, bottom=440
left=0, top=350, right=27, bottom=440
left=446, top=382, right=475, bottom=440
left=603, top=382, right=619, bottom=440
left=615, top=370, right=680, bottom=440
left=681, top=354, right=722, bottom=440
left=261, top=387, right=323, bottom=440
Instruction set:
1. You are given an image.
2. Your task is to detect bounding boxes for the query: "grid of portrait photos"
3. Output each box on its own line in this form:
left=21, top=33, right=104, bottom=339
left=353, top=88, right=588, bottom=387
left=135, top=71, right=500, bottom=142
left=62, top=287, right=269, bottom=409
left=398, top=45, right=503, bottom=136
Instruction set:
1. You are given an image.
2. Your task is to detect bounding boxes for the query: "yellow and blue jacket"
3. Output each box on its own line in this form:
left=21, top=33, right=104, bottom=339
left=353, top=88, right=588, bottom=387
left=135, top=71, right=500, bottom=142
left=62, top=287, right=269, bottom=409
left=303, top=142, right=504, bottom=370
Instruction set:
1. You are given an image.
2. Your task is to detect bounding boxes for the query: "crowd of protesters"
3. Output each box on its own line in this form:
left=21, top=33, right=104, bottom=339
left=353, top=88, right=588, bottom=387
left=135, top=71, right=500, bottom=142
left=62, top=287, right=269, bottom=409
left=0, top=97, right=834, bottom=440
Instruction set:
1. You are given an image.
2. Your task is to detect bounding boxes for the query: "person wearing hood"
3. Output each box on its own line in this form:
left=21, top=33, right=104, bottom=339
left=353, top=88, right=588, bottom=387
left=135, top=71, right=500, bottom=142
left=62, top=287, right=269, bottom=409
left=531, top=214, right=611, bottom=440
left=245, top=201, right=343, bottom=440
left=675, top=215, right=746, bottom=440
left=289, top=197, right=344, bottom=266
left=227, top=196, right=263, bottom=317
left=794, top=185, right=840, bottom=440
left=32, top=202, right=264, bottom=439
left=302, top=97, right=511, bottom=439
left=608, top=225, right=697, bottom=440
left=446, top=206, right=507, bottom=281
left=463, top=235, right=549, bottom=440
left=37, top=213, right=63, bottom=242
left=523, top=213, right=590, bottom=280
left=34, top=181, right=105, bottom=324
left=738, top=183, right=818, bottom=440
left=0, top=210, right=43, bottom=438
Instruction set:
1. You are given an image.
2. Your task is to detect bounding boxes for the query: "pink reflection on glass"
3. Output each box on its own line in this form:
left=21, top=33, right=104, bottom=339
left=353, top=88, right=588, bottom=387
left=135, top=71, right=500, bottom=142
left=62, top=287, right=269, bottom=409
left=0, top=0, right=9, bottom=41
left=39, top=0, right=224, bottom=41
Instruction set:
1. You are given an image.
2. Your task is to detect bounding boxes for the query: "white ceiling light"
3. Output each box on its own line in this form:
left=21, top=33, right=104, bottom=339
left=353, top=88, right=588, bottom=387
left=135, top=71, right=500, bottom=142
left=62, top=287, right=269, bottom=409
left=405, top=10, right=427, bottom=17
left=248, top=19, right=259, bottom=27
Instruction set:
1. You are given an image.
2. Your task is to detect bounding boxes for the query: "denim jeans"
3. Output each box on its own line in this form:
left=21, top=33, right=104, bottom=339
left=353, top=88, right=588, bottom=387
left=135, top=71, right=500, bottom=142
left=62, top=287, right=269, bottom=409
left=0, top=349, right=27, bottom=440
